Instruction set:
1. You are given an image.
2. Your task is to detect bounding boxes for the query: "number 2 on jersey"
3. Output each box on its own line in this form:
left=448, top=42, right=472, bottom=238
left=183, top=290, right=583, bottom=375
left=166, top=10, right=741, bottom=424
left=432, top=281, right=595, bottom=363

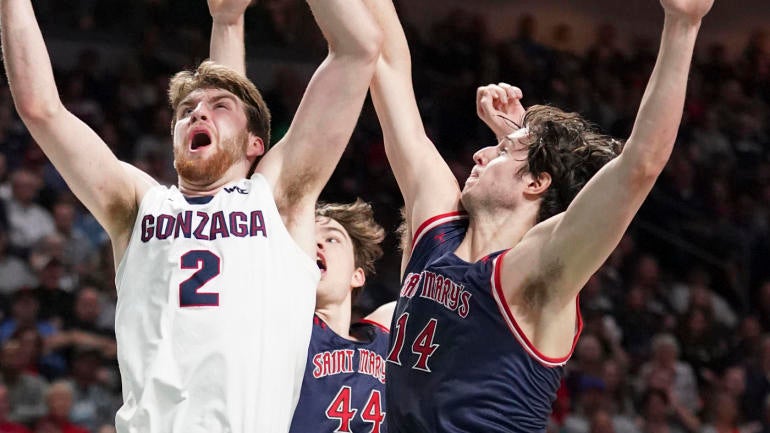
left=326, top=386, right=385, bottom=433
left=386, top=313, right=440, bottom=372
left=179, top=250, right=221, bottom=307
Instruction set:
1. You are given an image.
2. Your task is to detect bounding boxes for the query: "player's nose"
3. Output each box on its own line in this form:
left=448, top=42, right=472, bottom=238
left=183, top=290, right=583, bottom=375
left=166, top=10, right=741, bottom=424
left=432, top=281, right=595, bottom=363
left=473, top=147, right=492, bottom=166
left=190, top=103, right=210, bottom=122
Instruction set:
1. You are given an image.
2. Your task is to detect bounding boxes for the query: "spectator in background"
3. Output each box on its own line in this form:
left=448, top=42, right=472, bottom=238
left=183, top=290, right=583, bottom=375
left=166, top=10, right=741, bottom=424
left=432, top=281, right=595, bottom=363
left=34, top=381, right=88, bottom=433
left=677, top=307, right=731, bottom=385
left=638, top=334, right=699, bottom=413
left=0, top=383, right=32, bottom=433
left=62, top=285, right=116, bottom=361
left=0, top=228, right=36, bottom=299
left=65, top=347, right=118, bottom=433
left=2, top=170, right=54, bottom=256
left=31, top=258, right=74, bottom=327
left=745, top=336, right=770, bottom=422
left=0, top=339, right=47, bottom=425
left=700, top=394, right=761, bottom=433
left=562, top=375, right=639, bottom=433
left=51, top=200, right=96, bottom=275
left=635, top=388, right=700, bottom=433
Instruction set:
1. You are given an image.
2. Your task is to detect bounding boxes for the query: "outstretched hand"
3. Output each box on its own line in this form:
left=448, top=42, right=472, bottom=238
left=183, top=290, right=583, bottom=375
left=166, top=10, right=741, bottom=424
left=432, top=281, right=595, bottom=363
left=208, top=0, right=255, bottom=24
left=476, top=83, right=526, bottom=140
left=660, top=0, right=714, bottom=23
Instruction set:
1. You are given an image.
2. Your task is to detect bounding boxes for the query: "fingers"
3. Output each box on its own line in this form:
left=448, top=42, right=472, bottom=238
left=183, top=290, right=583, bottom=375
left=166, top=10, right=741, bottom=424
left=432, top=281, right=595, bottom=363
left=477, top=83, right=524, bottom=110
left=497, top=82, right=523, bottom=101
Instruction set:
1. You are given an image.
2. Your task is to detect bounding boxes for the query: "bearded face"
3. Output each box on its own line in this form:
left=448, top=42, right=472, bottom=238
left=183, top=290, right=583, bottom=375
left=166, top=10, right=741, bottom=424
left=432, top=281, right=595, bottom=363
left=174, top=130, right=249, bottom=185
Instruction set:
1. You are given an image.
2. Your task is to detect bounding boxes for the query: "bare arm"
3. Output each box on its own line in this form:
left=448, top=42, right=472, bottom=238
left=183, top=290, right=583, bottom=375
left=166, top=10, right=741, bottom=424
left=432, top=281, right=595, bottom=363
left=208, top=0, right=251, bottom=75
left=255, top=0, right=382, bottom=255
left=504, top=0, right=713, bottom=310
left=363, top=301, right=395, bottom=330
left=0, top=0, right=150, bottom=256
left=365, top=0, right=461, bottom=258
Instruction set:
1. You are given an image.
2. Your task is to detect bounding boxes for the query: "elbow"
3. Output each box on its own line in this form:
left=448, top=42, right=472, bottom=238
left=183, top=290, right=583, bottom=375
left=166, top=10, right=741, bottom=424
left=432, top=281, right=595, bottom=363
left=331, top=27, right=383, bottom=63
left=628, top=158, right=666, bottom=187
left=621, top=139, right=673, bottom=184
left=14, top=98, right=63, bottom=125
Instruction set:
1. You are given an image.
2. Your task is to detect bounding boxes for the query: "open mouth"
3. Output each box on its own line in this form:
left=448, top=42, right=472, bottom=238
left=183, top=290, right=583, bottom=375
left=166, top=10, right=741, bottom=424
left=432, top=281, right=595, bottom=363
left=190, top=132, right=212, bottom=150
left=316, top=254, right=327, bottom=274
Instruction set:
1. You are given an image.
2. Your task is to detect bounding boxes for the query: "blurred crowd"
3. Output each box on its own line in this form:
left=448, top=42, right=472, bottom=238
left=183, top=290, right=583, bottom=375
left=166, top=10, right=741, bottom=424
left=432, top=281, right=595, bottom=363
left=0, top=1, right=769, bottom=432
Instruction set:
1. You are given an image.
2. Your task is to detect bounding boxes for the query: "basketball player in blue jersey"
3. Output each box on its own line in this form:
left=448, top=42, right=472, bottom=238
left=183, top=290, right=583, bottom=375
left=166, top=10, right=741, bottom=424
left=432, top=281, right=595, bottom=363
left=289, top=200, right=395, bottom=433
left=364, top=0, right=713, bottom=431
left=1, top=0, right=382, bottom=430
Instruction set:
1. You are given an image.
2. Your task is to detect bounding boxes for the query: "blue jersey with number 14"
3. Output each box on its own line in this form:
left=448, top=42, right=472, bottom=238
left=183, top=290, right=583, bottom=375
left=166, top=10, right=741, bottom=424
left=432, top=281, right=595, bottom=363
left=386, top=212, right=583, bottom=433
left=290, top=315, right=390, bottom=433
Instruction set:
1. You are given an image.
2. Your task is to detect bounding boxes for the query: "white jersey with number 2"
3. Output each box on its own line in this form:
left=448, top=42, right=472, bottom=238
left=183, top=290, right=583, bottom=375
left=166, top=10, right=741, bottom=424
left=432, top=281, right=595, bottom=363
left=114, top=173, right=319, bottom=433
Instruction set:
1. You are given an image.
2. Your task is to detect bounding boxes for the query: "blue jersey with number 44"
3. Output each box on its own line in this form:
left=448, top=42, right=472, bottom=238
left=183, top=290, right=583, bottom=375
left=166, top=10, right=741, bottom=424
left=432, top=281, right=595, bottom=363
left=290, top=315, right=390, bottom=433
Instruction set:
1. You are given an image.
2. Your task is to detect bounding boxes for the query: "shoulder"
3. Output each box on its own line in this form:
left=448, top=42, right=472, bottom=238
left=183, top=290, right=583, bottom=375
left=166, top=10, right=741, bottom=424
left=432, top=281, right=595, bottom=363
left=361, top=302, right=396, bottom=332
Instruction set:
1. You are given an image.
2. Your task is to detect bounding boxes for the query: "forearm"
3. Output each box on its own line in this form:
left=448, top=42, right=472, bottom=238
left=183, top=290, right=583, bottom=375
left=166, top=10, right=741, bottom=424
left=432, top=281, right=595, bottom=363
left=366, top=0, right=460, bottom=230
left=625, top=15, right=701, bottom=174
left=306, top=0, right=381, bottom=58
left=210, top=15, right=246, bottom=75
left=1, top=0, right=63, bottom=121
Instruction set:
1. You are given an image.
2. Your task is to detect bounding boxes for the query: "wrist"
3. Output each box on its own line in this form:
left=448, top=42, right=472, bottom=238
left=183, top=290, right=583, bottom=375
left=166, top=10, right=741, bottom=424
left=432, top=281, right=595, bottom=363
left=663, top=12, right=703, bottom=29
left=212, top=14, right=245, bottom=27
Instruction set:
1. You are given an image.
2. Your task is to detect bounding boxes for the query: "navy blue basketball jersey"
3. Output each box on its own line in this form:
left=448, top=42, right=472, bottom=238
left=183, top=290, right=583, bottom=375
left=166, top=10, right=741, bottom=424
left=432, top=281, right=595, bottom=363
left=386, top=212, right=583, bottom=433
left=290, top=315, right=390, bottom=433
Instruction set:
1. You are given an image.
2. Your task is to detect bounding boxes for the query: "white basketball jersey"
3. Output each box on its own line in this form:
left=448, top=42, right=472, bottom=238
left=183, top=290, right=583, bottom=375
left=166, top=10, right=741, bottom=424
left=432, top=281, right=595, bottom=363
left=114, top=174, right=319, bottom=433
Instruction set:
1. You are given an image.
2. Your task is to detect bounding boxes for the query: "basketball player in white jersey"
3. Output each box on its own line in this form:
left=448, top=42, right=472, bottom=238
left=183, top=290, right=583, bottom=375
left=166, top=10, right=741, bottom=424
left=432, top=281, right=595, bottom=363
left=0, top=0, right=382, bottom=431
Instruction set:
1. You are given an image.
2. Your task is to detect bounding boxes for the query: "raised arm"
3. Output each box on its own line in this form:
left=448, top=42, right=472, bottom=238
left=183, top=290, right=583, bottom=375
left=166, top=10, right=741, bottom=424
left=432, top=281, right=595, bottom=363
left=0, top=0, right=152, bottom=258
left=364, top=0, right=461, bottom=254
left=254, top=0, right=382, bottom=254
left=208, top=0, right=251, bottom=75
left=504, top=0, right=713, bottom=309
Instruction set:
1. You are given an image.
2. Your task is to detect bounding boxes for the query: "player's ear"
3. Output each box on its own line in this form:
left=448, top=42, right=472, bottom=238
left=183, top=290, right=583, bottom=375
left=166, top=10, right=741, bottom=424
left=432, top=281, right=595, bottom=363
left=524, top=171, right=551, bottom=196
left=350, top=267, right=365, bottom=289
left=246, top=134, right=265, bottom=159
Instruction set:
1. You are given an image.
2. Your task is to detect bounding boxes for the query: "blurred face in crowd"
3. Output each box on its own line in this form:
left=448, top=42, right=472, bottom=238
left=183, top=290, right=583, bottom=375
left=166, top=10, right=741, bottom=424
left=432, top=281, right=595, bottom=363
left=46, top=382, right=74, bottom=419
left=75, top=286, right=102, bottom=323
left=0, top=385, right=9, bottom=420
left=314, top=217, right=364, bottom=307
left=10, top=170, right=41, bottom=205
left=0, top=340, right=23, bottom=373
left=52, top=202, right=76, bottom=234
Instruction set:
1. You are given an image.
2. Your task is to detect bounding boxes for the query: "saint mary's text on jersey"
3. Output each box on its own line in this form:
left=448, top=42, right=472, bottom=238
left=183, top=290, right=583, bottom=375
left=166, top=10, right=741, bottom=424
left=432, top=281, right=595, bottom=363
left=399, top=270, right=472, bottom=318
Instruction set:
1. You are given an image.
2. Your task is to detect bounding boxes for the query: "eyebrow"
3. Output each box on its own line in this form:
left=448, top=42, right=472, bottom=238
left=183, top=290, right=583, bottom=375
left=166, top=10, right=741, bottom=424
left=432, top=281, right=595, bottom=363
left=178, top=92, right=238, bottom=111
left=320, top=225, right=350, bottom=242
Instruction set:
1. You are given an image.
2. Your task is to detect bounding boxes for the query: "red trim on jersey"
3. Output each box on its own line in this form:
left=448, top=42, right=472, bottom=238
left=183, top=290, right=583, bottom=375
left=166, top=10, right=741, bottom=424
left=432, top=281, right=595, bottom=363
left=491, top=251, right=583, bottom=368
left=358, top=319, right=390, bottom=334
left=411, top=212, right=468, bottom=251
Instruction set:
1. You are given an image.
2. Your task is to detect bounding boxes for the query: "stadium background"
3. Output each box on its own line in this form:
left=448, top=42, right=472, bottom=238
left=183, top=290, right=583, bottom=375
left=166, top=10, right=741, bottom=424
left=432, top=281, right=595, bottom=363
left=0, top=1, right=769, bottom=432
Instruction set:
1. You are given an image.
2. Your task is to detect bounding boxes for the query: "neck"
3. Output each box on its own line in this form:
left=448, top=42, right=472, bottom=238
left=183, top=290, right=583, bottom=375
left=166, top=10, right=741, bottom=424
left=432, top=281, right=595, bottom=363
left=177, top=162, right=250, bottom=196
left=455, top=206, right=536, bottom=262
left=315, top=294, right=355, bottom=340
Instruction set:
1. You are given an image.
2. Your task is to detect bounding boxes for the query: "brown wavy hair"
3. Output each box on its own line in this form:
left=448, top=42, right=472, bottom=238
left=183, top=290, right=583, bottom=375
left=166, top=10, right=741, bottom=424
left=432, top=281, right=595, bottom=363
left=519, top=105, right=623, bottom=222
left=316, top=199, right=385, bottom=277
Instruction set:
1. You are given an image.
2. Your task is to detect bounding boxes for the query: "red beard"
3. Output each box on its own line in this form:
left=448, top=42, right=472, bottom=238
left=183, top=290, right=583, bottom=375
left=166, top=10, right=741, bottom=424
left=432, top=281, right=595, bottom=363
left=174, top=131, right=248, bottom=185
